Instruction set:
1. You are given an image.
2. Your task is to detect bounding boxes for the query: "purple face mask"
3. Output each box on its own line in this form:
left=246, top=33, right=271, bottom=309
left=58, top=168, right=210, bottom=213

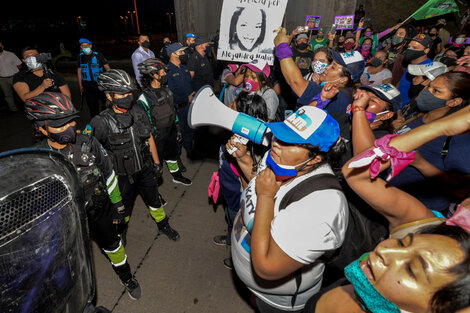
left=362, top=44, right=372, bottom=51
left=365, top=31, right=373, bottom=38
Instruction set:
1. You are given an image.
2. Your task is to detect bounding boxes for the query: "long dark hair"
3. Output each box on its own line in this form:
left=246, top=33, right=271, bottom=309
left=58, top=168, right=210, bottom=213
left=418, top=223, right=470, bottom=313
left=236, top=91, right=268, bottom=121
left=243, top=69, right=272, bottom=91
left=229, top=7, right=266, bottom=52
left=300, top=139, right=347, bottom=172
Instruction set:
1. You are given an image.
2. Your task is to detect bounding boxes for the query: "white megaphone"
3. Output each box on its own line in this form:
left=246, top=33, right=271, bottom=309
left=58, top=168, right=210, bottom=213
left=188, top=85, right=270, bottom=146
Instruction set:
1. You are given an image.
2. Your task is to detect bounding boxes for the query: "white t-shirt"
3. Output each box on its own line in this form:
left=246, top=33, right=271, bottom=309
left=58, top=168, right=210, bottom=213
left=364, top=67, right=392, bottom=87
left=231, top=155, right=349, bottom=311
left=0, top=50, right=21, bottom=77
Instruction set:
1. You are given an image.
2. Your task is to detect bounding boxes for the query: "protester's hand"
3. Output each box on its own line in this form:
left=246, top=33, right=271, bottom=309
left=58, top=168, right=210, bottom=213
left=327, top=32, right=336, bottom=42
left=321, top=83, right=339, bottom=101
left=310, top=73, right=321, bottom=84
left=352, top=89, right=370, bottom=109
left=175, top=123, right=182, bottom=143
left=256, top=167, right=281, bottom=198
left=392, top=110, right=406, bottom=132
left=274, top=27, right=289, bottom=46
left=153, top=163, right=163, bottom=179
left=358, top=18, right=365, bottom=29
left=291, top=26, right=301, bottom=37
left=79, top=85, right=84, bottom=93
left=359, top=73, right=370, bottom=86
left=457, top=56, right=470, bottom=66
left=226, top=135, right=247, bottom=159
left=41, top=78, right=53, bottom=89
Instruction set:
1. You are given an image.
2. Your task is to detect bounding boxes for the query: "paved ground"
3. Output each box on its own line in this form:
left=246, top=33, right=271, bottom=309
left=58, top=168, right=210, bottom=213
left=0, top=62, right=257, bottom=312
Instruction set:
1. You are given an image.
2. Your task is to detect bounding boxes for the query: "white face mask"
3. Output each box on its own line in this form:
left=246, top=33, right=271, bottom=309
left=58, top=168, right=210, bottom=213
left=25, top=56, right=42, bottom=70
left=371, top=110, right=391, bottom=123
left=455, top=38, right=466, bottom=44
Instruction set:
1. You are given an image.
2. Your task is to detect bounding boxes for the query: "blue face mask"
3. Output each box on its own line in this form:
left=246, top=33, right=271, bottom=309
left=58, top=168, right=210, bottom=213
left=265, top=149, right=311, bottom=181
left=344, top=253, right=402, bottom=313
left=82, top=47, right=91, bottom=54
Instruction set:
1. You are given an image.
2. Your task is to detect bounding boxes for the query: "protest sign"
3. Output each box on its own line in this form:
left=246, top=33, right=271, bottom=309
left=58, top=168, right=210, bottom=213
left=305, top=15, right=321, bottom=30
left=217, top=0, right=289, bottom=65
left=334, top=15, right=354, bottom=30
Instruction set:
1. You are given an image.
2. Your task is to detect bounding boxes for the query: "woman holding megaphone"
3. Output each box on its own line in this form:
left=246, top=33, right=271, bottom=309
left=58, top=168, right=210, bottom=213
left=228, top=105, right=347, bottom=312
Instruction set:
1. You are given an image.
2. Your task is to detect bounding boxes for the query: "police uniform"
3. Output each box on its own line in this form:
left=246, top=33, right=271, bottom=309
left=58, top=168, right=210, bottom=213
left=188, top=51, right=214, bottom=92
left=77, top=51, right=108, bottom=117
left=167, top=62, right=195, bottom=154
left=89, top=103, right=171, bottom=231
left=35, top=134, right=133, bottom=283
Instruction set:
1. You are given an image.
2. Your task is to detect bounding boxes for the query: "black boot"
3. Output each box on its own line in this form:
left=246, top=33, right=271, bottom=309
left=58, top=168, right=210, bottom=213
left=177, top=156, right=187, bottom=172
left=113, top=262, right=141, bottom=300
left=157, top=217, right=180, bottom=241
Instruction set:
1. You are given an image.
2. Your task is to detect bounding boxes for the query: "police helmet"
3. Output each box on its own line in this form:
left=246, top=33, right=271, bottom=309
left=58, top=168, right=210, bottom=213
left=97, top=69, right=137, bottom=93
left=25, top=92, right=79, bottom=126
left=137, top=58, right=167, bottom=75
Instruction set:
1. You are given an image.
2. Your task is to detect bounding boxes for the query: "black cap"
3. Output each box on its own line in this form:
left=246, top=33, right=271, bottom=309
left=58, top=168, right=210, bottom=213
left=195, top=36, right=211, bottom=46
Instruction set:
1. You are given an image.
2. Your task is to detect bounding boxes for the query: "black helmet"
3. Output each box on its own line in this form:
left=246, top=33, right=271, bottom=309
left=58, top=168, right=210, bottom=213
left=25, top=92, right=79, bottom=127
left=97, top=69, right=137, bottom=93
left=137, top=58, right=167, bottom=75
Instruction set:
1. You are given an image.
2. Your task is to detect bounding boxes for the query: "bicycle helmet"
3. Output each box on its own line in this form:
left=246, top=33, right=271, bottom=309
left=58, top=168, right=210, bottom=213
left=137, top=58, right=167, bottom=75
left=25, top=92, right=79, bottom=127
left=97, top=69, right=137, bottom=93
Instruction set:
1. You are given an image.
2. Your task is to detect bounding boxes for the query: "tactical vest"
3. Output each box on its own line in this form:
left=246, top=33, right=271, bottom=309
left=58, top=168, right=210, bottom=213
left=99, top=110, right=152, bottom=178
left=80, top=52, right=102, bottom=82
left=139, top=87, right=176, bottom=131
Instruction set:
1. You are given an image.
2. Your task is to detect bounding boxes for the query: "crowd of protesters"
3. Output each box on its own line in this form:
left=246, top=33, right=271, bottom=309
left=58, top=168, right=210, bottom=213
left=2, top=3, right=470, bottom=313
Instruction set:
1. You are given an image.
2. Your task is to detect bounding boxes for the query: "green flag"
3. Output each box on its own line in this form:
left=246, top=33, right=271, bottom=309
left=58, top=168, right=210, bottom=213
left=411, top=0, right=460, bottom=20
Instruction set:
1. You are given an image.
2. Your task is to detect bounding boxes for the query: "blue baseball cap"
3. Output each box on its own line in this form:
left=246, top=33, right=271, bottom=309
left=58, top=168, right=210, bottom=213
left=358, top=83, right=402, bottom=113
left=185, top=33, right=197, bottom=38
left=330, top=49, right=365, bottom=83
left=79, top=38, right=92, bottom=45
left=166, top=42, right=187, bottom=57
left=267, top=106, right=340, bottom=152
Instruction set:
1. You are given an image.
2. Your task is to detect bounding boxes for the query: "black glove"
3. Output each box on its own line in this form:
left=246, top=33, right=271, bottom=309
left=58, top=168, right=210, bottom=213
left=112, top=204, right=127, bottom=224
left=175, top=123, right=182, bottom=143
left=154, top=163, right=164, bottom=179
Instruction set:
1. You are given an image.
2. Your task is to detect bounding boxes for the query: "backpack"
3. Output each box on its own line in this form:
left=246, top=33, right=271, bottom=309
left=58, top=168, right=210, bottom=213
left=139, top=88, right=176, bottom=130
left=279, top=173, right=389, bottom=307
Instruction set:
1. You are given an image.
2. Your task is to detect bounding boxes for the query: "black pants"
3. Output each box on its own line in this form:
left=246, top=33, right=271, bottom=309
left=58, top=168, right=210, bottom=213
left=83, top=81, right=105, bottom=117
left=88, top=199, right=120, bottom=250
left=154, top=126, right=179, bottom=175
left=117, top=166, right=162, bottom=217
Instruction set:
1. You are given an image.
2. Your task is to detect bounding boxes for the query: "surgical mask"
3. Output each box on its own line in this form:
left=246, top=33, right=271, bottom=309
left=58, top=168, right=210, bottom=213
left=158, top=75, right=168, bottom=84
left=344, top=42, right=355, bottom=51
left=178, top=53, right=188, bottom=63
left=365, top=31, right=373, bottom=38
left=297, top=42, right=309, bottom=50
left=455, top=38, right=466, bottom=44
left=440, top=56, right=457, bottom=67
left=141, top=40, right=150, bottom=48
left=265, top=150, right=312, bottom=181
left=362, top=44, right=372, bottom=51
left=403, top=49, right=426, bottom=63
left=113, top=94, right=134, bottom=110
left=25, top=56, right=42, bottom=70
left=82, top=47, right=91, bottom=54
left=312, top=60, right=328, bottom=74
left=48, top=126, right=77, bottom=145
left=344, top=253, right=402, bottom=313
left=369, top=57, right=383, bottom=67
left=416, top=88, right=447, bottom=112
left=244, top=79, right=259, bottom=92
left=392, top=35, right=404, bottom=46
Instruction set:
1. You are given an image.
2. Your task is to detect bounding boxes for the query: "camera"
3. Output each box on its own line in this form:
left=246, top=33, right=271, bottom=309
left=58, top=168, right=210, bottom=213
left=34, top=53, right=52, bottom=63
left=330, top=24, right=337, bottom=34
left=297, top=26, right=309, bottom=33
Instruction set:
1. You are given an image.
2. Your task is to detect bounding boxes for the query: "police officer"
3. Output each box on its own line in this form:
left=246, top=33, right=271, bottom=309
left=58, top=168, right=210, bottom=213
left=77, top=38, right=110, bottom=117
left=24, top=92, right=141, bottom=300
left=89, top=69, right=180, bottom=242
left=137, top=58, right=192, bottom=186
left=159, top=37, right=171, bottom=64
left=184, top=33, right=197, bottom=57
left=188, top=36, right=214, bottom=92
